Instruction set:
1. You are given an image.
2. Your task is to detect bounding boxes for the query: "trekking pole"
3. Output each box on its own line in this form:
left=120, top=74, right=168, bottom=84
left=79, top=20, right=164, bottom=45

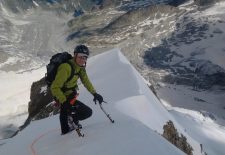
left=99, top=101, right=115, bottom=123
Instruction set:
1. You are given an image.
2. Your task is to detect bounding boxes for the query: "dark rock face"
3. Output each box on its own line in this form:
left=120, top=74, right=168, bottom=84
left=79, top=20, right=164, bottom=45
left=101, top=5, right=178, bottom=34
left=168, top=0, right=187, bottom=7
left=143, top=11, right=225, bottom=90
left=162, top=120, right=193, bottom=155
left=144, top=41, right=225, bottom=90
left=194, top=0, right=223, bottom=6
left=17, top=77, right=58, bottom=134
left=118, top=0, right=187, bottom=11
left=28, top=77, right=56, bottom=120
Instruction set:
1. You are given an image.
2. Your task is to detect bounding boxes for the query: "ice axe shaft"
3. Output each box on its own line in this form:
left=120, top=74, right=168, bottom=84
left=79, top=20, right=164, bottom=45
left=99, top=102, right=115, bottom=123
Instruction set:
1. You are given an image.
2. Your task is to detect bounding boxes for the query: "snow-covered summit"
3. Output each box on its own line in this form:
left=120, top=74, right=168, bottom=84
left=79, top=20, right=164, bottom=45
left=0, top=49, right=187, bottom=155
left=0, top=49, right=225, bottom=155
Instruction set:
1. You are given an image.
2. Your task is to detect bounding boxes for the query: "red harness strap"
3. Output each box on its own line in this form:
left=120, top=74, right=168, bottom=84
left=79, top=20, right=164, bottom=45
left=69, top=93, right=79, bottom=105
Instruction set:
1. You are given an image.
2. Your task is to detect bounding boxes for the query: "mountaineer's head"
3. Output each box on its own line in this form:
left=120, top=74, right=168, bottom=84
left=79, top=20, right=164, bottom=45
left=73, top=44, right=89, bottom=67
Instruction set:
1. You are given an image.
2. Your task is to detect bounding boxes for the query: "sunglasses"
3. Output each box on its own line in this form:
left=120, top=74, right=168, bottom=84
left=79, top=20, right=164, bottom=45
left=77, top=56, right=88, bottom=60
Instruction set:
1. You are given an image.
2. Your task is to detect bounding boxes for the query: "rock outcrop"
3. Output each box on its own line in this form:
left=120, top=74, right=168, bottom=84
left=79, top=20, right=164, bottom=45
left=162, top=120, right=193, bottom=155
left=28, top=77, right=58, bottom=121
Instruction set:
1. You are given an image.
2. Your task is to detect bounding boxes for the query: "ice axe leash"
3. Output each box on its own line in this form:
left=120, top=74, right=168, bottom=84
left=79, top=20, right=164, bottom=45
left=96, top=100, right=115, bottom=123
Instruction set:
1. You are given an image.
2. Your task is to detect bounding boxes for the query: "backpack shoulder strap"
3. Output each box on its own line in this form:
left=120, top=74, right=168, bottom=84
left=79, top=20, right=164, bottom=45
left=66, top=61, right=77, bottom=82
left=61, top=61, right=80, bottom=92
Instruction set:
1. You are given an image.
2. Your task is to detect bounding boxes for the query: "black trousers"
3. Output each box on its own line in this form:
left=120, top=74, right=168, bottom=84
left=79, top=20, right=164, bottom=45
left=60, top=100, right=92, bottom=133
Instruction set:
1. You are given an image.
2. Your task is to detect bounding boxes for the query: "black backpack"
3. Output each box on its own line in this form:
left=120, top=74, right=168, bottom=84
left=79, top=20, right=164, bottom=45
left=45, top=52, right=75, bottom=87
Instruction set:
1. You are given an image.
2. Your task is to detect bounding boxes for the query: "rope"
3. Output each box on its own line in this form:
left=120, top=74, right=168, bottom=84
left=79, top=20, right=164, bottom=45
left=30, top=128, right=59, bottom=155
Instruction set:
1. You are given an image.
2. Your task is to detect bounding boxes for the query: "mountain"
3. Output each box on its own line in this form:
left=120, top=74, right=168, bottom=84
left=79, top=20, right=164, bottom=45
left=0, top=50, right=187, bottom=155
left=64, top=0, right=225, bottom=106
left=1, top=49, right=225, bottom=155
left=0, top=0, right=225, bottom=154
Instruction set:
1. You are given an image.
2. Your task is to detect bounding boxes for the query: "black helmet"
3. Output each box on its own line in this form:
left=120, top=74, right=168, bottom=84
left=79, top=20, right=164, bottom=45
left=74, top=45, right=89, bottom=56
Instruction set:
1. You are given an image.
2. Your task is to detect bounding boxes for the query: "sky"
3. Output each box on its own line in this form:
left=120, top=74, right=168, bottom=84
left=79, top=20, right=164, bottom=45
left=0, top=49, right=225, bottom=155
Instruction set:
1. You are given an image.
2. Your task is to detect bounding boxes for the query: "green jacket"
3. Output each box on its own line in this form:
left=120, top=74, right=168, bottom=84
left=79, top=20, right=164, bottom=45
left=50, top=59, right=96, bottom=104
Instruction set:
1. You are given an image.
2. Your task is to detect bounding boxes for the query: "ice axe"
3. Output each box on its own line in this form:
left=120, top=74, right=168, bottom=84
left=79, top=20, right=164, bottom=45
left=95, top=100, right=115, bottom=123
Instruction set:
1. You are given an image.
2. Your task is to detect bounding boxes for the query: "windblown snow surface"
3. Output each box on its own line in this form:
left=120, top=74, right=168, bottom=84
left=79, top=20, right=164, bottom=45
left=0, top=49, right=225, bottom=155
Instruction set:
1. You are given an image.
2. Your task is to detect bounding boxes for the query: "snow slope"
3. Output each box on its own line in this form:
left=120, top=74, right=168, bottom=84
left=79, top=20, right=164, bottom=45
left=0, top=68, right=46, bottom=139
left=0, top=49, right=225, bottom=155
left=0, top=49, right=185, bottom=155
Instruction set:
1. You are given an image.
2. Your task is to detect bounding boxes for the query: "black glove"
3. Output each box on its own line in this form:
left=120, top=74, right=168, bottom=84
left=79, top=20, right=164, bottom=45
left=93, top=93, right=103, bottom=104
